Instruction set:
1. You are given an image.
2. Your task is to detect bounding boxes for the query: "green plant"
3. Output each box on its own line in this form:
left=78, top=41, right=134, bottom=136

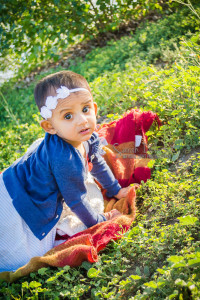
left=0, top=5, right=200, bottom=299
left=0, top=0, right=170, bottom=81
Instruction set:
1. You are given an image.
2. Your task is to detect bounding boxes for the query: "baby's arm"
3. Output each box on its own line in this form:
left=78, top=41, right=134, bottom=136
left=88, top=133, right=121, bottom=197
left=90, top=153, right=121, bottom=197
left=50, top=137, right=106, bottom=228
left=57, top=173, right=106, bottom=228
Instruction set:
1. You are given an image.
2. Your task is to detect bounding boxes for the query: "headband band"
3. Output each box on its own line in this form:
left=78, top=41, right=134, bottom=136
left=40, top=86, right=89, bottom=119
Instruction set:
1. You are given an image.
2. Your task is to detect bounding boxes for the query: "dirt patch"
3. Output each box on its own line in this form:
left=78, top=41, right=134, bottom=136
left=168, top=145, right=200, bottom=174
left=177, top=145, right=200, bottom=164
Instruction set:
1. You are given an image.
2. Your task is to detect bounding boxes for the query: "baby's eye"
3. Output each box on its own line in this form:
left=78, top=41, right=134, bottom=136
left=83, top=106, right=89, bottom=113
left=64, top=113, right=72, bottom=120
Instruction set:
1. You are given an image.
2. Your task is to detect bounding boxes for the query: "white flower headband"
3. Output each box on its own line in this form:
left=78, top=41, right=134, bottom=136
left=40, top=86, right=89, bottom=119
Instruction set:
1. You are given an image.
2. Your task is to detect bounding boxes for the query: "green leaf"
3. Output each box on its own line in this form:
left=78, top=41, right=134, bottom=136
left=136, top=267, right=142, bottom=276
left=188, top=258, right=200, bottom=267
left=46, top=276, right=56, bottom=283
left=169, top=290, right=179, bottom=299
left=172, top=151, right=180, bottom=162
left=173, top=262, right=187, bottom=268
left=144, top=281, right=157, bottom=289
left=22, top=281, right=29, bottom=289
left=119, top=279, right=131, bottom=286
left=167, top=256, right=184, bottom=263
left=81, top=261, right=92, bottom=270
left=29, top=281, right=42, bottom=289
left=175, top=279, right=186, bottom=286
left=63, top=265, right=70, bottom=271
left=147, top=159, right=155, bottom=168
left=144, top=266, right=150, bottom=276
left=38, top=267, right=48, bottom=275
left=157, top=280, right=165, bottom=287
left=87, top=268, right=100, bottom=278
left=130, top=275, right=141, bottom=280
left=178, top=215, right=198, bottom=226
left=157, top=268, right=165, bottom=275
left=107, top=114, right=114, bottom=118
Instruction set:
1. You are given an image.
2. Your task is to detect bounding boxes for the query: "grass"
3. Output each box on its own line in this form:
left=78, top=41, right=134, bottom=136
left=0, top=6, right=200, bottom=299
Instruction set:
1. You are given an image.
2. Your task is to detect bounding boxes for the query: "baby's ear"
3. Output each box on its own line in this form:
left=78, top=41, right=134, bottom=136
left=40, top=120, right=57, bottom=134
left=93, top=102, right=98, bottom=115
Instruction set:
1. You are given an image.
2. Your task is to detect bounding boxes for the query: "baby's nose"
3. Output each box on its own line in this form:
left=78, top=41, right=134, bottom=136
left=77, top=113, right=87, bottom=124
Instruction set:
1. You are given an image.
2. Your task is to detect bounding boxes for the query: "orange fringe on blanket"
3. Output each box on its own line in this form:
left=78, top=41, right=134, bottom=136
left=0, top=109, right=160, bottom=283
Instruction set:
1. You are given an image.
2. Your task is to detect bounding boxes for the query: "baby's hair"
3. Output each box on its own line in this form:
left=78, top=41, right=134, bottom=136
left=34, top=70, right=91, bottom=111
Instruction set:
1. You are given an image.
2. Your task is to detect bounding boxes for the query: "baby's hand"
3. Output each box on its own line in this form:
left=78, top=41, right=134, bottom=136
left=114, top=186, right=131, bottom=199
left=114, top=184, right=140, bottom=200
left=104, top=209, right=122, bottom=220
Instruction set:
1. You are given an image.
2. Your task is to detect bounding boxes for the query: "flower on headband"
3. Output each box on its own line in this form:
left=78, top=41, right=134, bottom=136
left=46, top=96, right=58, bottom=110
left=56, top=86, right=70, bottom=99
left=40, top=106, right=52, bottom=119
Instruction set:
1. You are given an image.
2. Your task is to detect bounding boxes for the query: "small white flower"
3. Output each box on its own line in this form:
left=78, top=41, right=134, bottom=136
left=40, top=106, right=52, bottom=119
left=56, top=86, right=70, bottom=99
left=46, top=96, right=58, bottom=110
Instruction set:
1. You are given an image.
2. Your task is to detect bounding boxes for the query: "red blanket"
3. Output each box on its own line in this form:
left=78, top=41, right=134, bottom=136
left=0, top=109, right=160, bottom=282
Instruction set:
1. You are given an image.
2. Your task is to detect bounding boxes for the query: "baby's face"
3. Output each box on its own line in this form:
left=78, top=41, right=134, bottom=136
left=46, top=90, right=97, bottom=148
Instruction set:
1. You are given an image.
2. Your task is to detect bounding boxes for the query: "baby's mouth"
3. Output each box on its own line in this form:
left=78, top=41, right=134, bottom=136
left=80, top=128, right=90, bottom=133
